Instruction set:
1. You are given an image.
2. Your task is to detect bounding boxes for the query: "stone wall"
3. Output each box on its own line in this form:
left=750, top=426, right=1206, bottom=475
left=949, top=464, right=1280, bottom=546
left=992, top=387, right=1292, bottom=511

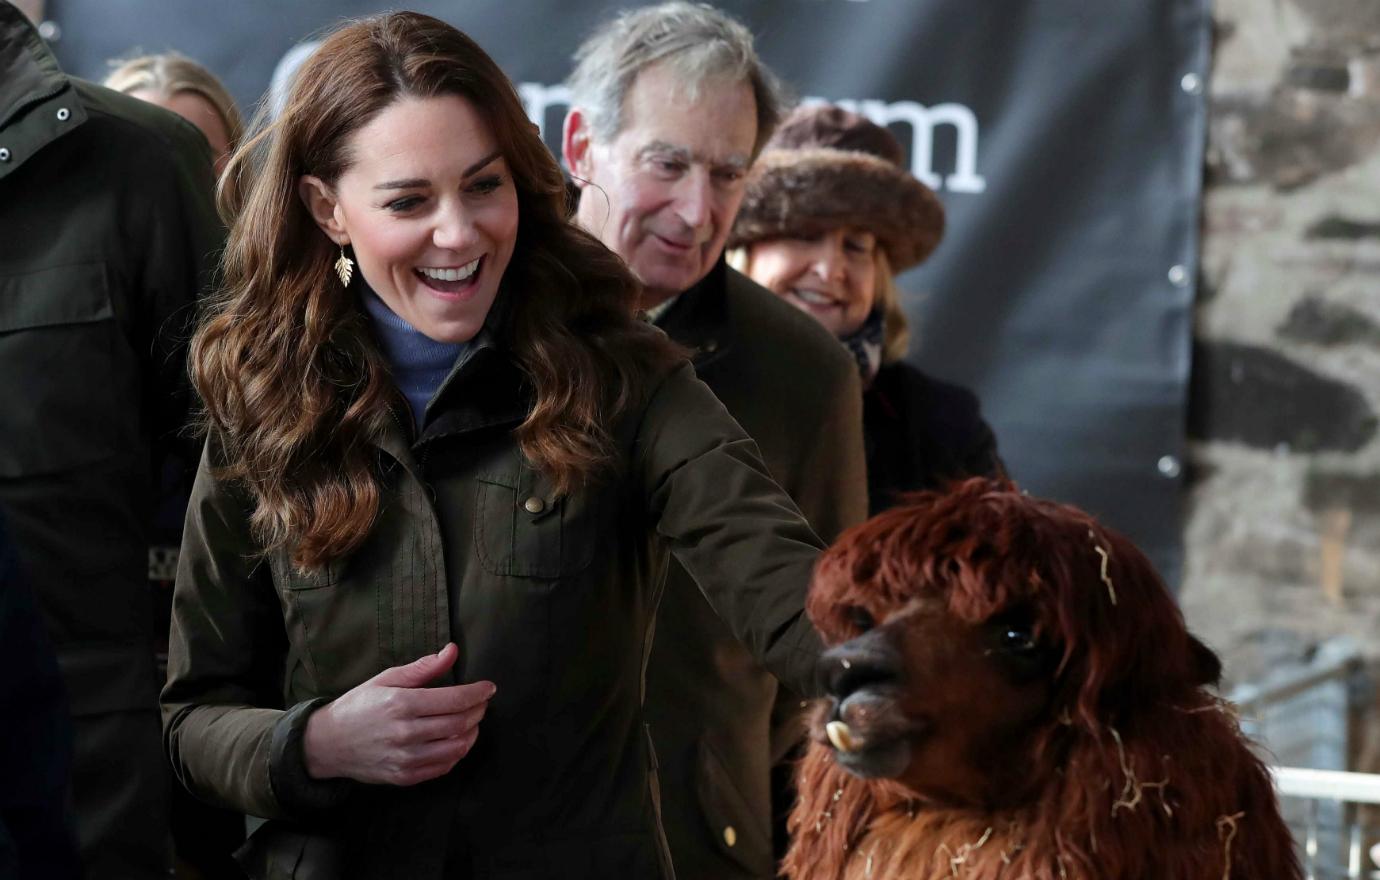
left=1186, top=0, right=1380, bottom=764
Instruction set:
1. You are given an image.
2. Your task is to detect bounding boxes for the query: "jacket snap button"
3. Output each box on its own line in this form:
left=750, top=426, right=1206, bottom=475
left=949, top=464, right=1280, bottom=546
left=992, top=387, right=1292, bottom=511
left=56, top=107, right=70, bottom=122
left=0, top=147, right=10, bottom=162
left=722, top=825, right=737, bottom=847
left=702, top=339, right=718, bottom=354
left=522, top=496, right=545, bottom=514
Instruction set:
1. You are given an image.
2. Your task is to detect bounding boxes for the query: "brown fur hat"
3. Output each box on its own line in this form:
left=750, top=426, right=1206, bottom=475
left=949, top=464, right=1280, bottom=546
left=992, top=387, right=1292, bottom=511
left=729, top=105, right=945, bottom=271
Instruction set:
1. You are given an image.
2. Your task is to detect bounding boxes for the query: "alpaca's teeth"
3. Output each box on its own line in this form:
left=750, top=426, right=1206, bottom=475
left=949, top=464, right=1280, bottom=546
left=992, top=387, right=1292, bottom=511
left=827, top=720, right=859, bottom=753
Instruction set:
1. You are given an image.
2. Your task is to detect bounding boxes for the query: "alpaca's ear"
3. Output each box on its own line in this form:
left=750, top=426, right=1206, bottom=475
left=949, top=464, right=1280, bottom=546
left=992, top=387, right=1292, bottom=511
left=1188, top=635, right=1223, bottom=686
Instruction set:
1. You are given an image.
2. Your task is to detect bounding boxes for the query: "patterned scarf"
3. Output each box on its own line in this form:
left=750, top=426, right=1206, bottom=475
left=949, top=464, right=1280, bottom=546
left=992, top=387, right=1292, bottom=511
left=840, top=308, right=885, bottom=388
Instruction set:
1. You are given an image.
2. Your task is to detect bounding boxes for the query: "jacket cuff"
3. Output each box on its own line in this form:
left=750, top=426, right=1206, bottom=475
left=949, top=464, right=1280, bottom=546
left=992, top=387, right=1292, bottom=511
left=268, top=698, right=354, bottom=815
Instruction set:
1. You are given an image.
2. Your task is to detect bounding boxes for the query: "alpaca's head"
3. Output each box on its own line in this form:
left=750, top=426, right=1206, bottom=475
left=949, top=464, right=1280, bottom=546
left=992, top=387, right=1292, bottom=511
left=806, top=478, right=1221, bottom=810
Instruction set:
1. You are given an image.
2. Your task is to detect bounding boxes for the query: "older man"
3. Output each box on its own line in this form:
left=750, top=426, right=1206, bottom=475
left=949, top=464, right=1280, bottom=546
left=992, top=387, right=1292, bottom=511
left=563, top=5, right=868, bottom=878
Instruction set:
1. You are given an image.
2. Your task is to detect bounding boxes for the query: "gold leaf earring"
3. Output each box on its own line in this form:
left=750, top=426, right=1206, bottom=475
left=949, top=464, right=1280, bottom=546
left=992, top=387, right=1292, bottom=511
left=334, top=245, right=354, bottom=287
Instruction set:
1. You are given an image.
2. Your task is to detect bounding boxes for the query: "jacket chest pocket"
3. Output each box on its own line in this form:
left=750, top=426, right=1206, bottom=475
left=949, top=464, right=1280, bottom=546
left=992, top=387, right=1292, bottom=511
left=275, top=559, right=341, bottom=592
left=474, top=463, right=603, bottom=579
left=0, top=263, right=119, bottom=477
left=269, top=554, right=360, bottom=689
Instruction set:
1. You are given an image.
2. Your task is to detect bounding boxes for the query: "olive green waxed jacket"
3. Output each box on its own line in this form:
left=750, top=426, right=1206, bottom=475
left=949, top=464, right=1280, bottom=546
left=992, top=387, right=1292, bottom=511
left=161, top=337, right=826, bottom=880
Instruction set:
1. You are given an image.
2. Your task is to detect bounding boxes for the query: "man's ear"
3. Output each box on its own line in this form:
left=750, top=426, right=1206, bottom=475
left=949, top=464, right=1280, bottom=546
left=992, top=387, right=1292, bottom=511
left=562, top=107, right=596, bottom=187
left=298, top=174, right=347, bottom=243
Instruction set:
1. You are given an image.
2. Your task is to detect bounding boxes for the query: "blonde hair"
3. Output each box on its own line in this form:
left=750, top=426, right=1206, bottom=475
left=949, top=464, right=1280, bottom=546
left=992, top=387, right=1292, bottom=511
left=729, top=244, right=912, bottom=364
left=873, top=249, right=911, bottom=363
left=105, top=52, right=244, bottom=152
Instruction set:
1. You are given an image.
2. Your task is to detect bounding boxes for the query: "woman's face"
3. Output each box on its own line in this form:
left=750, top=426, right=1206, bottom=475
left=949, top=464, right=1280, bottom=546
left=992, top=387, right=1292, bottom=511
left=747, top=227, right=878, bottom=338
left=302, top=93, right=519, bottom=344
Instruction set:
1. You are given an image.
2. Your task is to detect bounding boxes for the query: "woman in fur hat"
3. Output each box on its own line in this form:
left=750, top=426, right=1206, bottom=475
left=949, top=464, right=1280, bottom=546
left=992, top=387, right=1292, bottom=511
left=728, top=104, right=1004, bottom=514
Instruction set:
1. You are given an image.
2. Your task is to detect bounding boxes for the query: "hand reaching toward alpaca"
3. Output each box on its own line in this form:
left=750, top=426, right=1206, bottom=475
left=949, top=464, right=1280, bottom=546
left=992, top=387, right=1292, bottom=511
left=302, top=643, right=495, bottom=786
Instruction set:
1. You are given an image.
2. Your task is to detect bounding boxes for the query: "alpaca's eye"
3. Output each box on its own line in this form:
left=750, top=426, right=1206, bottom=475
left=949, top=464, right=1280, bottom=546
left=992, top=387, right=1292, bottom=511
left=846, top=606, right=876, bottom=632
left=985, top=615, right=1052, bottom=679
left=1000, top=626, right=1038, bottom=653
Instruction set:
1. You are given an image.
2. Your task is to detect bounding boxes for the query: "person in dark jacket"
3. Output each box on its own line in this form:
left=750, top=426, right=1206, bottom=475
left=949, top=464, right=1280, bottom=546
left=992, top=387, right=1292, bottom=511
left=161, top=14, right=829, bottom=878
left=0, top=511, right=81, bottom=880
left=563, top=7, right=868, bottom=877
left=728, top=104, right=1005, bottom=514
left=0, top=3, right=223, bottom=877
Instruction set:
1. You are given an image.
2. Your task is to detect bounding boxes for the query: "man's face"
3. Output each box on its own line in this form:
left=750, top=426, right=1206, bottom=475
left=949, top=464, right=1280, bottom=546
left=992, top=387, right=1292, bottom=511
left=571, top=63, right=758, bottom=306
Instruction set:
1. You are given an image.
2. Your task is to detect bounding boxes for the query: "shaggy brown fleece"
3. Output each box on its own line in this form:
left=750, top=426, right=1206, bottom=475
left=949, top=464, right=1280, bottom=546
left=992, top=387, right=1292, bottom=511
left=784, top=478, right=1300, bottom=880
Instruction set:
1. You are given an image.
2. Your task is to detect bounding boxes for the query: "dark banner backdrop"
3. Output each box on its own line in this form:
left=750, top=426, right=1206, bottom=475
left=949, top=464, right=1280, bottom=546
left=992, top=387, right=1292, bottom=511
left=49, top=0, right=1210, bottom=585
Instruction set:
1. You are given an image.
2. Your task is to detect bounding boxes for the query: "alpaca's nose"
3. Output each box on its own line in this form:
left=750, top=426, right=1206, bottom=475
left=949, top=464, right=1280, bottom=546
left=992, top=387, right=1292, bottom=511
left=819, top=637, right=902, bottom=700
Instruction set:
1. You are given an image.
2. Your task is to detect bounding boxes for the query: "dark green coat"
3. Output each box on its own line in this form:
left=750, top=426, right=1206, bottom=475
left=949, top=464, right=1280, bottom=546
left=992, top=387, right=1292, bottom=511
left=646, top=262, right=868, bottom=879
left=161, top=323, right=826, bottom=879
left=0, top=5, right=222, bottom=877
left=0, top=511, right=81, bottom=878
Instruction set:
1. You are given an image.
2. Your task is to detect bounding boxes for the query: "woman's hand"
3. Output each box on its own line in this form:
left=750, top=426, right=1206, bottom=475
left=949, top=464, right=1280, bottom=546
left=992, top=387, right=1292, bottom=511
left=301, top=643, right=495, bottom=786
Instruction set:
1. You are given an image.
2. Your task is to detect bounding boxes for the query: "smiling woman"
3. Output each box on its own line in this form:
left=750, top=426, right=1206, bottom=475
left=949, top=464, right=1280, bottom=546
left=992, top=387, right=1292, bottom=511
left=297, top=96, right=517, bottom=345
left=728, top=104, right=1006, bottom=514
left=161, top=11, right=830, bottom=880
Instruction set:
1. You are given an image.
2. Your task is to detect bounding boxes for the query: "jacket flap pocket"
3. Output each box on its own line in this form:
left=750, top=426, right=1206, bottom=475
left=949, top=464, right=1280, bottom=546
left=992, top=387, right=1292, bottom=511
left=0, top=263, right=113, bottom=333
left=271, top=550, right=342, bottom=591
left=475, top=476, right=601, bottom=579
left=0, top=264, right=119, bottom=477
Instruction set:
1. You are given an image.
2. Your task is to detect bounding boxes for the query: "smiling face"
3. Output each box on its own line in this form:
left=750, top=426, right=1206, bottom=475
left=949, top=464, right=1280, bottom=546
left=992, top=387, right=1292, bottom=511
left=747, top=227, right=879, bottom=338
left=299, top=94, right=519, bottom=343
left=567, top=63, right=757, bottom=307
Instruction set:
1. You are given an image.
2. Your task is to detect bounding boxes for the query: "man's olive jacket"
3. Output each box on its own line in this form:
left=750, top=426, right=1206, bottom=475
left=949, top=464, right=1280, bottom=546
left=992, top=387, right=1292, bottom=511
left=647, top=261, right=868, bottom=879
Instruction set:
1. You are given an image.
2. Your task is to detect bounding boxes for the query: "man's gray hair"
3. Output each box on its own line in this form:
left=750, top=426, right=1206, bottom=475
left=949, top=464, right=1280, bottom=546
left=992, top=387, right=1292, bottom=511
left=566, top=2, right=789, bottom=158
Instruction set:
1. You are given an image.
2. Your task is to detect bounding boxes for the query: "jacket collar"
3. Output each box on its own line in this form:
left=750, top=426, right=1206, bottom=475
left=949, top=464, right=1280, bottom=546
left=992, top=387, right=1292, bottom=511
left=652, top=256, right=736, bottom=369
left=370, top=283, right=530, bottom=462
left=418, top=346, right=530, bottom=445
left=0, top=3, right=87, bottom=180
left=373, top=340, right=530, bottom=475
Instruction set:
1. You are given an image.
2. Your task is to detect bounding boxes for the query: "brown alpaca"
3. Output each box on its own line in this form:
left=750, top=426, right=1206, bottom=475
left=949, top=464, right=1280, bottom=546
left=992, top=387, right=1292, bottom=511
left=784, top=478, right=1301, bottom=880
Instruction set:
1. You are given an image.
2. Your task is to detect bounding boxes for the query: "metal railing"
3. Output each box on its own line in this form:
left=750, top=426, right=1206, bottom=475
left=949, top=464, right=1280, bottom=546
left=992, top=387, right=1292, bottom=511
left=1225, top=639, right=1375, bottom=878
left=1274, top=767, right=1380, bottom=879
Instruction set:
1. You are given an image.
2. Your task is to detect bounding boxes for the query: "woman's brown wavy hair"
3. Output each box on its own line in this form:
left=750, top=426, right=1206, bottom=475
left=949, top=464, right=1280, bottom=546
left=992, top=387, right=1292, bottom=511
left=194, top=11, right=680, bottom=570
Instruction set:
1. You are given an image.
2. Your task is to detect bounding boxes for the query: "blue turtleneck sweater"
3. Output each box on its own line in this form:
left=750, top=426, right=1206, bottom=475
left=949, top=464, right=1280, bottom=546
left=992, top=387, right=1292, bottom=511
left=363, top=291, right=467, bottom=433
